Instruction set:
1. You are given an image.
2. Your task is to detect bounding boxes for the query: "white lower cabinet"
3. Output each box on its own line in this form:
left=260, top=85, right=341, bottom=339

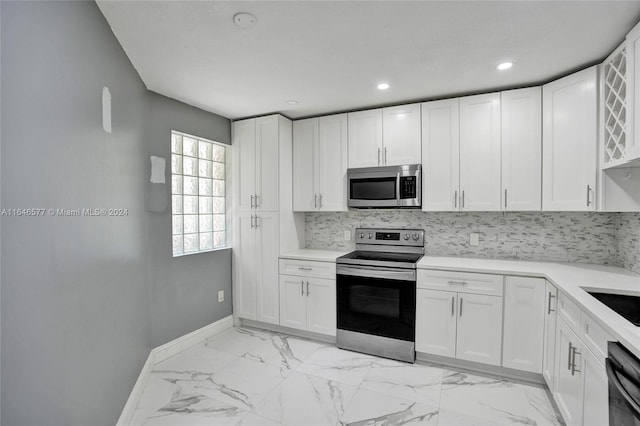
left=551, top=297, right=610, bottom=426
left=542, top=281, right=558, bottom=389
left=233, top=211, right=280, bottom=324
left=502, top=277, right=546, bottom=373
left=554, top=318, right=584, bottom=425
left=278, top=259, right=336, bottom=336
left=416, top=286, right=503, bottom=366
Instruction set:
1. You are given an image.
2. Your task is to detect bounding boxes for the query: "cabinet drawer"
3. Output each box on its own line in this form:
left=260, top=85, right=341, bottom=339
left=581, top=313, right=613, bottom=363
left=418, top=270, right=503, bottom=296
left=279, top=258, right=336, bottom=279
left=558, top=292, right=581, bottom=331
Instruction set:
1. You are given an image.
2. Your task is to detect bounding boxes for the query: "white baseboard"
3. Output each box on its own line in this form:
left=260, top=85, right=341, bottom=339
left=116, top=315, right=234, bottom=426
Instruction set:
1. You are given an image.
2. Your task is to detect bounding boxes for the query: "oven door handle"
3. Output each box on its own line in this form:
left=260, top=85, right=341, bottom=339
left=606, top=358, right=640, bottom=415
left=337, top=265, right=416, bottom=281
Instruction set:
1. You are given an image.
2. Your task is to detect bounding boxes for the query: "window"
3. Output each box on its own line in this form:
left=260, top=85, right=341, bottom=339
left=171, top=131, right=226, bottom=256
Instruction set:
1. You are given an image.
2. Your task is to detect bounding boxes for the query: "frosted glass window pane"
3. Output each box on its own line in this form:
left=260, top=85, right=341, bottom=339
left=172, top=195, right=183, bottom=214
left=199, top=160, right=213, bottom=178
left=198, top=141, right=212, bottom=160
left=213, top=214, right=225, bottom=231
left=184, top=215, right=198, bottom=234
left=183, top=176, right=198, bottom=195
left=212, top=180, right=225, bottom=197
left=212, top=144, right=225, bottom=162
left=213, top=162, right=225, bottom=179
left=183, top=137, right=198, bottom=157
left=183, top=157, right=197, bottom=176
left=199, top=178, right=213, bottom=196
left=200, top=232, right=213, bottom=250
left=213, top=231, right=225, bottom=248
left=171, top=154, right=182, bottom=174
left=213, top=197, right=225, bottom=214
left=171, top=134, right=182, bottom=154
left=199, top=197, right=213, bottom=214
left=199, top=215, right=213, bottom=232
left=184, top=234, right=198, bottom=253
left=172, top=215, right=183, bottom=235
left=183, top=196, right=198, bottom=214
left=172, top=235, right=183, bottom=255
left=172, top=175, right=183, bottom=194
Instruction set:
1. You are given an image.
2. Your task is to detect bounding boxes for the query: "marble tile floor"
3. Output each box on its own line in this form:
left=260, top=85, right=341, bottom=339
left=131, top=326, right=565, bottom=426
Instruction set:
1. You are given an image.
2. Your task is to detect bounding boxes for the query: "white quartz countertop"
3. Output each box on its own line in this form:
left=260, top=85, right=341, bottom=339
left=280, top=249, right=349, bottom=262
left=418, top=256, right=640, bottom=359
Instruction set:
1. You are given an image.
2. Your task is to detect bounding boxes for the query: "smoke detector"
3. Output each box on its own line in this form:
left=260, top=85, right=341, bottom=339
left=233, top=12, right=257, bottom=29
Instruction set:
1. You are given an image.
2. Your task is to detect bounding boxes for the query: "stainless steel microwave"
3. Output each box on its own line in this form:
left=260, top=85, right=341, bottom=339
left=347, top=164, right=422, bottom=208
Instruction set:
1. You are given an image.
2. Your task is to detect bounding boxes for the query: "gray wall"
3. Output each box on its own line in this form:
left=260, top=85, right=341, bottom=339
left=145, top=91, right=232, bottom=348
left=1, top=2, right=232, bottom=425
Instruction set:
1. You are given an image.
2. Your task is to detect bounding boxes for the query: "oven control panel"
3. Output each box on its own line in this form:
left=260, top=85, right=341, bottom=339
left=355, top=228, right=424, bottom=247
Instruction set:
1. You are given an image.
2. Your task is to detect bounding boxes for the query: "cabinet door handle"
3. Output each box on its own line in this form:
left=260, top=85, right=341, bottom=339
left=454, top=190, right=458, bottom=209
left=250, top=195, right=255, bottom=208
left=571, top=346, right=581, bottom=375
left=250, top=214, right=255, bottom=229
left=586, top=185, right=592, bottom=207
left=319, top=194, right=323, bottom=208
left=459, top=297, right=463, bottom=317
left=301, top=280, right=304, bottom=296
left=462, top=190, right=465, bottom=208
left=254, top=215, right=259, bottom=229
left=306, top=281, right=310, bottom=296
left=568, top=342, right=573, bottom=370
left=377, top=148, right=381, bottom=166
left=548, top=292, right=556, bottom=314
left=314, top=194, right=317, bottom=208
left=451, top=296, right=455, bottom=316
left=384, top=147, right=388, bottom=165
left=255, top=194, right=260, bottom=208
left=504, top=189, right=508, bottom=209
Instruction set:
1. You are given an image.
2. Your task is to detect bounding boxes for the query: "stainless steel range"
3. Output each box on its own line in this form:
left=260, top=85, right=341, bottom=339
left=336, top=228, right=425, bottom=363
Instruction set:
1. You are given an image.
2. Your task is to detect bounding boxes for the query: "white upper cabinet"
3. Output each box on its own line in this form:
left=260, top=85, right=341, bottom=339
left=293, top=114, right=348, bottom=212
left=421, top=99, right=460, bottom=211
left=292, top=118, right=316, bottom=211
left=382, top=103, right=422, bottom=166
left=543, top=67, right=598, bottom=211
left=348, top=109, right=383, bottom=168
left=619, top=23, right=640, bottom=166
left=501, top=87, right=542, bottom=211
left=348, top=104, right=421, bottom=168
left=233, top=115, right=281, bottom=212
left=459, top=93, right=502, bottom=211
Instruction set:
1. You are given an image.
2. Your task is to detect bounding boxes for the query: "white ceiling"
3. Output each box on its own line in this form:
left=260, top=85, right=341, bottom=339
left=97, top=1, right=640, bottom=120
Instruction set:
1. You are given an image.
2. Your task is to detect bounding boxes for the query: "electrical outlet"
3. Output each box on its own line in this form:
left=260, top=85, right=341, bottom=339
left=469, top=233, right=479, bottom=246
left=218, top=290, right=224, bottom=303
left=344, top=230, right=351, bottom=241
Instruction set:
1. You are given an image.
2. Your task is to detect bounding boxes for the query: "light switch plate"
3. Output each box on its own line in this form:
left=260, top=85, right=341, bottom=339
left=470, top=233, right=479, bottom=246
left=218, top=290, right=224, bottom=303
left=344, top=230, right=351, bottom=241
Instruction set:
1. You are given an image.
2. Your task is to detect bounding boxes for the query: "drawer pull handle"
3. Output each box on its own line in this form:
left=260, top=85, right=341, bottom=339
left=448, top=280, right=468, bottom=286
left=298, top=266, right=313, bottom=271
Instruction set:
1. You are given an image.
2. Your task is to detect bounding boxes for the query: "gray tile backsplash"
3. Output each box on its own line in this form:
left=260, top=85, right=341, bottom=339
left=615, top=212, right=640, bottom=274
left=305, top=211, right=620, bottom=265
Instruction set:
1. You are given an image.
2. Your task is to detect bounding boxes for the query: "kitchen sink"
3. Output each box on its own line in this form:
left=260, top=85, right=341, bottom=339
left=588, top=291, right=640, bottom=326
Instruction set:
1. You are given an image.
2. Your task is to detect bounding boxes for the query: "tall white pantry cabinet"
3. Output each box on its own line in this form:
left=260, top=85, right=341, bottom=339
left=232, top=114, right=300, bottom=325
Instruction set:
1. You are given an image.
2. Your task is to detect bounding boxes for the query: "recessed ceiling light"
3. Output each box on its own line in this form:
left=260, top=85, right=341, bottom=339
left=286, top=100, right=299, bottom=105
left=233, top=12, right=257, bottom=29
left=377, top=83, right=390, bottom=90
left=497, top=62, right=513, bottom=71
